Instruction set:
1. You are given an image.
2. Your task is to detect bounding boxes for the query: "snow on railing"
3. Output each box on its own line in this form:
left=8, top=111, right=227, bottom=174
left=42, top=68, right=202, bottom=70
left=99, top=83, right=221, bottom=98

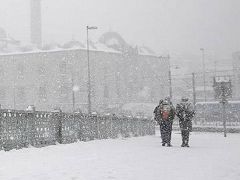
left=0, top=109, right=155, bottom=151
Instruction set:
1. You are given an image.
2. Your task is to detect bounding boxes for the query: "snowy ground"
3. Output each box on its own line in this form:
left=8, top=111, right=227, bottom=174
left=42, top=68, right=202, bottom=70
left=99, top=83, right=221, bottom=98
left=0, top=131, right=240, bottom=180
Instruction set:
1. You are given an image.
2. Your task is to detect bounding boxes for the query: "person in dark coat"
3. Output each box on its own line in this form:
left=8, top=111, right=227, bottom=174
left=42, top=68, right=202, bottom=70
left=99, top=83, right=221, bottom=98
left=154, top=98, right=175, bottom=146
left=154, top=99, right=163, bottom=135
left=176, top=97, right=195, bottom=147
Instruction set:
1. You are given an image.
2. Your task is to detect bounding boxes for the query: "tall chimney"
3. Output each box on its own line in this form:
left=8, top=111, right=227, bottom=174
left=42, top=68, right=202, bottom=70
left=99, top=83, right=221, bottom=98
left=30, top=0, right=42, bottom=48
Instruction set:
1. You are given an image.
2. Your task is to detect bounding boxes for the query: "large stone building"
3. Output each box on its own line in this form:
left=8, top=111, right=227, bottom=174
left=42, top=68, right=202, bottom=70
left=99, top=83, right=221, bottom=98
left=0, top=32, right=170, bottom=114
left=0, top=1, right=170, bottom=115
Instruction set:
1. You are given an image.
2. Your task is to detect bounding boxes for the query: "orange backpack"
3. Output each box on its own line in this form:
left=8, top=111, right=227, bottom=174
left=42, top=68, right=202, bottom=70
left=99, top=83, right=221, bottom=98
left=161, top=104, right=171, bottom=120
left=162, top=111, right=169, bottom=120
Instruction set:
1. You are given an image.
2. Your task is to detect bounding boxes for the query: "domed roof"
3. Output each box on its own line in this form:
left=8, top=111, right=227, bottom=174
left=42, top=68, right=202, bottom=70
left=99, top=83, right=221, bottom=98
left=99, top=32, right=128, bottom=51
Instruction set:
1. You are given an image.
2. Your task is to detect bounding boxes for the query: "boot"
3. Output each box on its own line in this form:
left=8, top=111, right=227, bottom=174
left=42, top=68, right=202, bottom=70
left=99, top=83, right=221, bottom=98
left=181, top=140, right=185, bottom=147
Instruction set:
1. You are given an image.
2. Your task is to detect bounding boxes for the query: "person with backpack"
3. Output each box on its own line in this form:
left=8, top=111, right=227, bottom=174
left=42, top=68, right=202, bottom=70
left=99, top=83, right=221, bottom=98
left=154, top=99, right=163, bottom=135
left=176, top=97, right=195, bottom=147
left=154, top=98, right=175, bottom=146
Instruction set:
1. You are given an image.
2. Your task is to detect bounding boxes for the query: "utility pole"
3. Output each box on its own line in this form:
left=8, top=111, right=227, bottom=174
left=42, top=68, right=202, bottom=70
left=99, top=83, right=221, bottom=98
left=200, top=48, right=207, bottom=123
left=30, top=0, right=42, bottom=48
left=220, top=82, right=227, bottom=137
left=169, top=70, right=172, bottom=99
left=86, top=26, right=97, bottom=114
left=192, top=73, right=196, bottom=108
left=86, top=26, right=91, bottom=114
left=200, top=48, right=207, bottom=102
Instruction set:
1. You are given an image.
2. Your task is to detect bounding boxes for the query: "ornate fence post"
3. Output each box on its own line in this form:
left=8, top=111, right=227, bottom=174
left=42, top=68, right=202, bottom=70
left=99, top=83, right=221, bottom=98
left=74, top=110, right=83, bottom=141
left=26, top=105, right=36, bottom=146
left=57, top=113, right=63, bottom=144
left=52, top=108, right=63, bottom=144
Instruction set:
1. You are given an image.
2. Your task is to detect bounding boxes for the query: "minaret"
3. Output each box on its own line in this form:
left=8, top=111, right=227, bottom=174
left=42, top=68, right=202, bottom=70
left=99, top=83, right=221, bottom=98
left=30, top=0, right=42, bottom=48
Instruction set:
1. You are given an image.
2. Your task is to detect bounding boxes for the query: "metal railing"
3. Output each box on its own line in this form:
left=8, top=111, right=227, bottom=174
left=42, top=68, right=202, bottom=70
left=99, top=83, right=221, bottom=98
left=0, top=109, right=155, bottom=151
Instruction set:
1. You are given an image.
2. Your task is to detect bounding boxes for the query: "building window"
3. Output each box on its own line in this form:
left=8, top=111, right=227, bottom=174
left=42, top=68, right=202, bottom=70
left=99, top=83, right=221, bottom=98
left=59, top=84, right=69, bottom=103
left=104, top=85, right=109, bottom=98
left=0, top=87, right=6, bottom=101
left=0, top=65, right=5, bottom=77
left=59, top=61, right=67, bottom=75
left=38, top=64, right=46, bottom=76
left=38, top=86, right=47, bottom=102
left=17, top=87, right=26, bottom=103
left=115, top=72, right=121, bottom=97
left=17, top=63, right=24, bottom=79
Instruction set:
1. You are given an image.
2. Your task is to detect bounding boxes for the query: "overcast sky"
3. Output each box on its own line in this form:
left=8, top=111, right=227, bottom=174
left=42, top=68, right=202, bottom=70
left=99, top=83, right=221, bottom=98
left=0, top=0, right=240, bottom=60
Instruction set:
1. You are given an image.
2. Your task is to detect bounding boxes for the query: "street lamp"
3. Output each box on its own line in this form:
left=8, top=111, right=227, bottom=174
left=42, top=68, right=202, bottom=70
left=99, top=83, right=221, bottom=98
left=200, top=48, right=207, bottom=102
left=86, top=26, right=97, bottom=114
left=167, top=55, right=173, bottom=100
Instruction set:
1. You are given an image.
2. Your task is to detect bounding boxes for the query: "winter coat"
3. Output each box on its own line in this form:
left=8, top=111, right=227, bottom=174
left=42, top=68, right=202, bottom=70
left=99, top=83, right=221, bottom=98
left=176, top=102, right=195, bottom=131
left=154, top=103, right=175, bottom=124
left=153, top=105, right=162, bottom=124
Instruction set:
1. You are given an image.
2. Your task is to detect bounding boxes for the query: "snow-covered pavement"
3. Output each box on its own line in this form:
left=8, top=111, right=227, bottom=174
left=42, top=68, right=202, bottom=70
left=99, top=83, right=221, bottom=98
left=0, top=132, right=240, bottom=180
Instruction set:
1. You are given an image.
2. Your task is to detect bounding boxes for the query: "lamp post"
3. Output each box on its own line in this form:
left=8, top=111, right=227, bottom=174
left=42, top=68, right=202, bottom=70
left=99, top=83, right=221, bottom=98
left=167, top=55, right=172, bottom=100
left=200, top=48, right=207, bottom=122
left=200, top=48, right=207, bottom=102
left=86, top=26, right=97, bottom=114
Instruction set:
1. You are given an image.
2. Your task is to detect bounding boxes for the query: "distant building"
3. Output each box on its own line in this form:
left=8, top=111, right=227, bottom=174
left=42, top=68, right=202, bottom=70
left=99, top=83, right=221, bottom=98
left=0, top=32, right=170, bottom=113
left=0, top=0, right=169, bottom=114
left=0, top=27, right=20, bottom=52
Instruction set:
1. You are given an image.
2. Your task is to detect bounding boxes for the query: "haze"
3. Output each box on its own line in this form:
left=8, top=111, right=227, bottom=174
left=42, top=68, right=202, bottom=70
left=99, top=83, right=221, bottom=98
left=0, top=0, right=239, bottom=60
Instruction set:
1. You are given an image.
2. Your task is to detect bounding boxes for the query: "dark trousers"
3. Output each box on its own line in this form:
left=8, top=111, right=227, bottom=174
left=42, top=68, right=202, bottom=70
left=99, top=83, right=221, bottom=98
left=181, top=130, right=190, bottom=145
left=160, top=121, right=172, bottom=144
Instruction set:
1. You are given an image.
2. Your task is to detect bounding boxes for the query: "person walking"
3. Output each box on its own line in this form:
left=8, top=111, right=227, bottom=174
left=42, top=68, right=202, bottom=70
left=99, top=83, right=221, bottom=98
left=154, top=98, right=175, bottom=146
left=154, top=99, right=163, bottom=136
left=176, top=97, right=195, bottom=147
